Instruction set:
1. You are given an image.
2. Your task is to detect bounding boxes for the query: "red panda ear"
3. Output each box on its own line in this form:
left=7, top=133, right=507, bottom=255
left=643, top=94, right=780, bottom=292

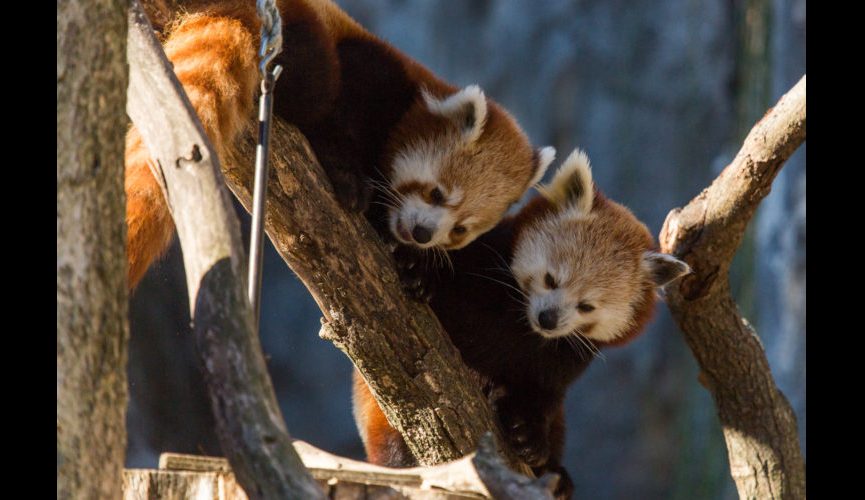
left=528, top=147, right=556, bottom=187
left=422, top=85, right=488, bottom=143
left=643, top=252, right=691, bottom=288
left=539, top=148, right=593, bottom=214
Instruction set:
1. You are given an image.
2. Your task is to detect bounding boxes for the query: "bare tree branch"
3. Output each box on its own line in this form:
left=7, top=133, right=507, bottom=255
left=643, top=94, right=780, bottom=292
left=125, top=3, right=323, bottom=498
left=660, top=75, right=806, bottom=499
left=224, top=117, right=527, bottom=473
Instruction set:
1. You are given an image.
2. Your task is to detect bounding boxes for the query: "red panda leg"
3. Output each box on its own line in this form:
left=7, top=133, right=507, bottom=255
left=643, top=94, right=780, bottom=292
left=125, top=6, right=260, bottom=288
left=352, top=370, right=416, bottom=467
left=535, top=404, right=573, bottom=500
left=546, top=403, right=566, bottom=471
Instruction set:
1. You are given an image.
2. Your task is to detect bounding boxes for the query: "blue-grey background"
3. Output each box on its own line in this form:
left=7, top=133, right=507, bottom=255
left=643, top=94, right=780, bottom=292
left=126, top=1, right=805, bottom=498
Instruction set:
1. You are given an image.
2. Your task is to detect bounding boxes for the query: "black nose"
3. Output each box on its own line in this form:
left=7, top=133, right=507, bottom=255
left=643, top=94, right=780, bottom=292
left=411, top=225, right=432, bottom=244
left=538, top=309, right=558, bottom=330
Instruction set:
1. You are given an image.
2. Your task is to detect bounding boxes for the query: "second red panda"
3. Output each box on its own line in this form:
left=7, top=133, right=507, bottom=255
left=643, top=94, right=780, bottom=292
left=353, top=148, right=690, bottom=499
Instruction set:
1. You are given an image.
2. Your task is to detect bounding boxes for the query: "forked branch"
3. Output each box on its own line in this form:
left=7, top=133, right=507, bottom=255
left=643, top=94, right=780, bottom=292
left=660, top=75, right=806, bottom=499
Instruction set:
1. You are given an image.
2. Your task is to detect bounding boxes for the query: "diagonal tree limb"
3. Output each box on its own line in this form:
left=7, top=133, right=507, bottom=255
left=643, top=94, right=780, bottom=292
left=660, top=75, right=805, bottom=499
left=224, top=115, right=530, bottom=475
left=125, top=2, right=324, bottom=498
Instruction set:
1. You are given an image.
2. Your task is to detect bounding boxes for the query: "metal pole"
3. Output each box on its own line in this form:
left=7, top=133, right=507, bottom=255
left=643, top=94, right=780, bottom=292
left=248, top=65, right=282, bottom=332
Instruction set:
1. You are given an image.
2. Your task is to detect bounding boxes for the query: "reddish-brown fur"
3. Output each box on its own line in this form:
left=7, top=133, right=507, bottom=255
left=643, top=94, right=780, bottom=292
left=352, top=372, right=414, bottom=466
left=126, top=2, right=260, bottom=286
left=126, top=0, right=544, bottom=287
left=354, top=169, right=687, bottom=498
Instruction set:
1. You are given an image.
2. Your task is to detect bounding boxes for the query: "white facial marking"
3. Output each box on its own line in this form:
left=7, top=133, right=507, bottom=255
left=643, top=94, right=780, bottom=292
left=389, top=194, right=456, bottom=249
left=449, top=186, right=465, bottom=206
left=391, top=139, right=448, bottom=188
left=526, top=289, right=565, bottom=335
left=510, top=225, right=555, bottom=281
left=461, top=215, right=480, bottom=227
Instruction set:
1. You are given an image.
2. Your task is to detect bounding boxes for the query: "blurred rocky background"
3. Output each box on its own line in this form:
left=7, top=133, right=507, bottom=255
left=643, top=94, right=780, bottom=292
left=126, top=1, right=805, bottom=499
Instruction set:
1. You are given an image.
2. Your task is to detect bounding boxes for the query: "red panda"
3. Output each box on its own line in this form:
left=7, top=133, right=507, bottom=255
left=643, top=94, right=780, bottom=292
left=126, top=0, right=555, bottom=287
left=353, top=148, right=691, bottom=499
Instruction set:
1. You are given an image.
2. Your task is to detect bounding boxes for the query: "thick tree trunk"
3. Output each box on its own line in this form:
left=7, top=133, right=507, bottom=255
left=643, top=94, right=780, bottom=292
left=57, top=0, right=130, bottom=498
left=125, top=3, right=324, bottom=498
left=660, top=76, right=805, bottom=499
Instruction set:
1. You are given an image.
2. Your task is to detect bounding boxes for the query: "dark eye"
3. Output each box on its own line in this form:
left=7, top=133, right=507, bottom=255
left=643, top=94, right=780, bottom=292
left=544, top=272, right=557, bottom=289
left=577, top=302, right=595, bottom=313
left=451, top=225, right=467, bottom=235
left=430, top=187, right=445, bottom=205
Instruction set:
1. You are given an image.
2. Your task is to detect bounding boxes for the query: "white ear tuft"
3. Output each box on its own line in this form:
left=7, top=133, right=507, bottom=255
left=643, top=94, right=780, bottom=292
left=528, top=146, right=556, bottom=187
left=643, top=252, right=691, bottom=288
left=539, top=147, right=594, bottom=214
left=422, top=85, right=488, bottom=143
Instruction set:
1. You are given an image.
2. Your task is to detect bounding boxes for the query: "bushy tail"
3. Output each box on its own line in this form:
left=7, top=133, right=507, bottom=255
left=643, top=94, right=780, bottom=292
left=352, top=370, right=416, bottom=467
left=125, top=129, right=176, bottom=287
left=125, top=5, right=261, bottom=288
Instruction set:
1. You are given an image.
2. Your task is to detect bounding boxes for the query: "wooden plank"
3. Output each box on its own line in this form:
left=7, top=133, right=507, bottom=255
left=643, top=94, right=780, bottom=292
left=124, top=438, right=556, bottom=499
left=159, top=453, right=231, bottom=473
left=123, top=469, right=247, bottom=500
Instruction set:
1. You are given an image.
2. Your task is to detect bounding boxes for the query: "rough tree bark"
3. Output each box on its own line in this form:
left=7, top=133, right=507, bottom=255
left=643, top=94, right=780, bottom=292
left=660, top=75, right=805, bottom=499
left=125, top=3, right=324, bottom=498
left=57, top=0, right=130, bottom=498
left=224, top=118, right=526, bottom=473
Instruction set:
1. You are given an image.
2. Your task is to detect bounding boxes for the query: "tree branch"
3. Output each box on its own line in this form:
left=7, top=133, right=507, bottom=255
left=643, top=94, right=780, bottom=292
left=224, top=115, right=528, bottom=473
left=125, top=2, right=323, bottom=498
left=660, top=75, right=806, bottom=499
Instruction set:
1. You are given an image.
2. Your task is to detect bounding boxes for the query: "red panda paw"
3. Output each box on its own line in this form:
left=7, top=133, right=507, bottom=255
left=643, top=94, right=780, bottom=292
left=392, top=245, right=436, bottom=302
left=499, top=413, right=551, bottom=468
left=545, top=465, right=574, bottom=500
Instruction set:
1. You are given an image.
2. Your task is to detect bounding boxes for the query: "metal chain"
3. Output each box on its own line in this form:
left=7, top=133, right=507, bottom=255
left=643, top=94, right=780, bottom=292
left=256, top=0, right=283, bottom=79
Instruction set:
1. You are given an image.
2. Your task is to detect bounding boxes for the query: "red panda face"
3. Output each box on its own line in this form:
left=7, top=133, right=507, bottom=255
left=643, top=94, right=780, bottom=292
left=512, top=214, right=652, bottom=343
left=510, top=149, right=690, bottom=344
left=386, top=86, right=555, bottom=250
